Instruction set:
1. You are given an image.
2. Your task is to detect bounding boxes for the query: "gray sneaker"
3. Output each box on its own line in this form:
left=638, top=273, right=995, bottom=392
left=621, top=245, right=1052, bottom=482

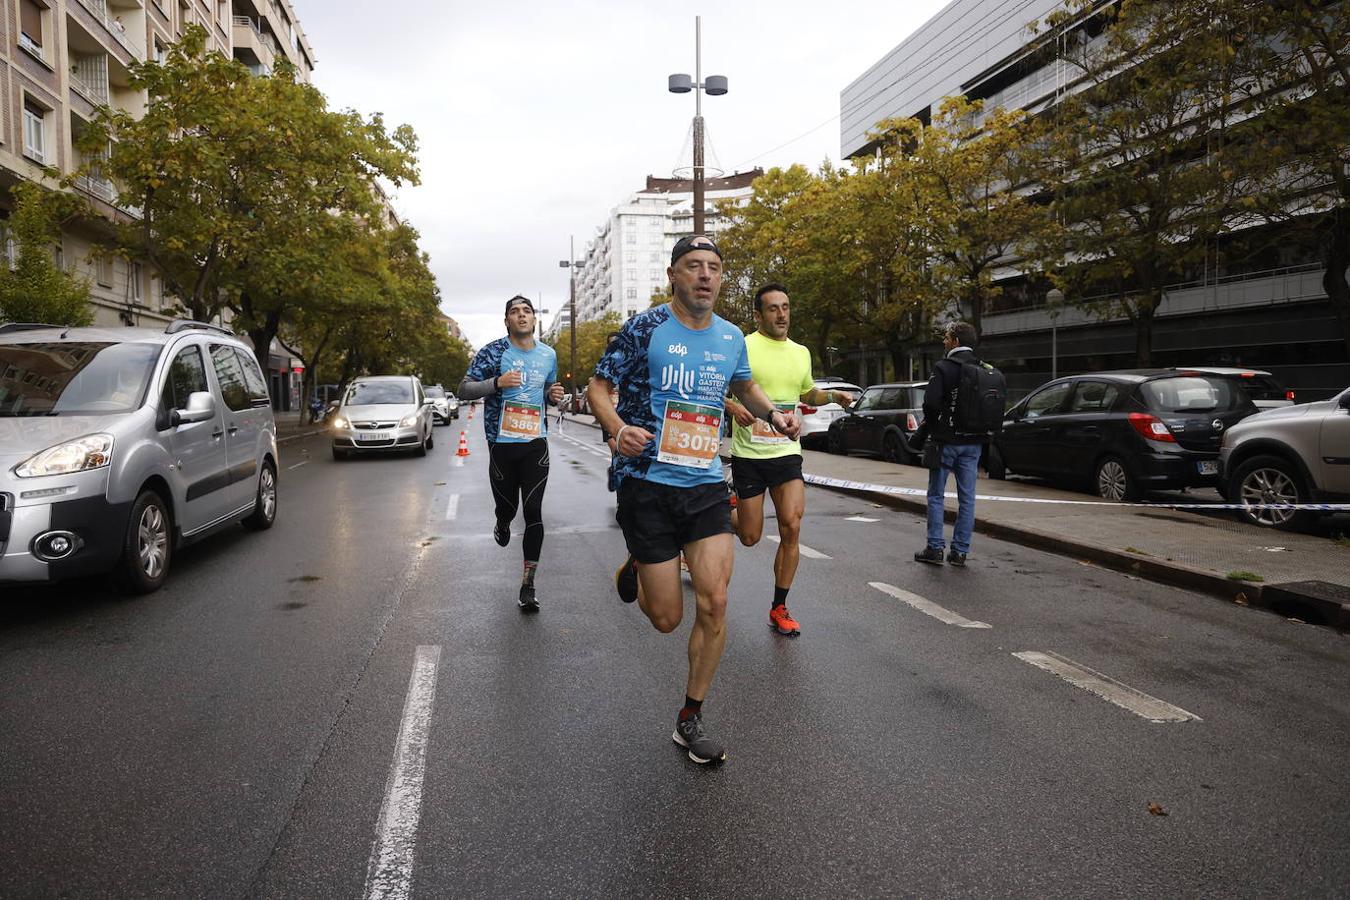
left=672, top=712, right=726, bottom=764
left=946, top=550, right=967, bottom=567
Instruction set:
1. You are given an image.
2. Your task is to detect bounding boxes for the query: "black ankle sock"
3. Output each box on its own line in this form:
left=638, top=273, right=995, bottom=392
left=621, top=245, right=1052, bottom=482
left=679, top=696, right=703, bottom=720
left=772, top=586, right=789, bottom=609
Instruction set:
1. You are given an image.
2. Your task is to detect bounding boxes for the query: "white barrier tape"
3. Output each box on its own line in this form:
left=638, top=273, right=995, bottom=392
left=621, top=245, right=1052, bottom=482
left=802, top=472, right=1350, bottom=512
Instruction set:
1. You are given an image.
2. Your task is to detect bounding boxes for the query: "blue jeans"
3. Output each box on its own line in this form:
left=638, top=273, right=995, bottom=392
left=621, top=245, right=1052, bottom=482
left=926, top=443, right=981, bottom=554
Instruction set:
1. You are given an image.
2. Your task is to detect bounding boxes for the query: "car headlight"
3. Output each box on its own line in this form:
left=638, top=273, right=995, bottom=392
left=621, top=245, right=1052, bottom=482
left=400, top=414, right=419, bottom=427
left=332, top=416, right=349, bottom=429
left=15, top=433, right=115, bottom=478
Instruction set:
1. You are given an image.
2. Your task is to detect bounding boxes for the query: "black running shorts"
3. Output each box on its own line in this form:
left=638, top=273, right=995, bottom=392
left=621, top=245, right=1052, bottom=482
left=730, top=453, right=804, bottom=499
left=615, top=478, right=733, bottom=564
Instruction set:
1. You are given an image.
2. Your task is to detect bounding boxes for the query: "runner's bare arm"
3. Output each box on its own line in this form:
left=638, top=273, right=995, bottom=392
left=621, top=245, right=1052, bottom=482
left=724, top=395, right=756, bottom=427
left=801, top=386, right=853, bottom=409
left=588, top=376, right=653, bottom=457
left=730, top=379, right=801, bottom=440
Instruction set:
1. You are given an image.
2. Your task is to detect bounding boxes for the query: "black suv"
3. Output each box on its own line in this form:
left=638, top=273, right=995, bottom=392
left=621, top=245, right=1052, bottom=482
left=825, top=381, right=927, bottom=464
left=988, top=370, right=1259, bottom=501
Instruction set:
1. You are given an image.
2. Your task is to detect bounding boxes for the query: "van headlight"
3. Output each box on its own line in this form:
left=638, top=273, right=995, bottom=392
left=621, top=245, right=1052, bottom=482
left=15, top=433, right=115, bottom=478
left=399, top=414, right=419, bottom=427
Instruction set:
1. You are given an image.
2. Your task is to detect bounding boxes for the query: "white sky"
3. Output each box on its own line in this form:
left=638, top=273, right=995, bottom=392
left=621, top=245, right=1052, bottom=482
left=298, top=1, right=949, bottom=349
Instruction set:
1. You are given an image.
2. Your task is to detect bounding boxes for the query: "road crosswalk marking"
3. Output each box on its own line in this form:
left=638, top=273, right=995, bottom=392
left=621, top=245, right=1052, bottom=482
left=365, top=645, right=443, bottom=900
left=765, top=534, right=831, bottom=559
left=1013, top=650, right=1202, bottom=723
left=869, top=582, right=991, bottom=629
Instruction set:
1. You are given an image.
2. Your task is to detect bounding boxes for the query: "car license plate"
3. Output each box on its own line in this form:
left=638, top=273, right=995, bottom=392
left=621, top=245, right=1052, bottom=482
left=356, top=432, right=389, bottom=442
left=1197, top=460, right=1218, bottom=475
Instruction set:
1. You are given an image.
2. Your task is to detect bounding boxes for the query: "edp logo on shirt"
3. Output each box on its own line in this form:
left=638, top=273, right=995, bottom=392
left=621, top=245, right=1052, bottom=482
left=667, top=343, right=689, bottom=357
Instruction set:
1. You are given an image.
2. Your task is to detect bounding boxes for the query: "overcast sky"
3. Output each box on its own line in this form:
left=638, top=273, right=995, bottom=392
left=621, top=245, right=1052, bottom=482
left=298, top=1, right=949, bottom=349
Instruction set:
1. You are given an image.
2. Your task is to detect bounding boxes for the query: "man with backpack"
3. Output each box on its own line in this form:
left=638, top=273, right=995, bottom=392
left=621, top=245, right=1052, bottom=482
left=912, top=321, right=1005, bottom=567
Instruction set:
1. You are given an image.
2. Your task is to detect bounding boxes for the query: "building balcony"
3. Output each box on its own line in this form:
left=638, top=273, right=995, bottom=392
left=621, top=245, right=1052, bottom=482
left=232, top=15, right=277, bottom=70
left=71, top=0, right=145, bottom=61
left=74, top=173, right=116, bottom=203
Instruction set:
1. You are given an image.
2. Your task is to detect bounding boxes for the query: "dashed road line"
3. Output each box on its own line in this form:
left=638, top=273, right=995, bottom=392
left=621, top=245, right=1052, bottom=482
left=554, top=431, right=610, bottom=459
left=444, top=494, right=459, bottom=521
left=1013, top=650, right=1202, bottom=723
left=869, top=582, right=991, bottom=629
left=765, top=534, right=831, bottom=559
left=846, top=515, right=879, bottom=523
left=288, top=460, right=309, bottom=470
left=365, top=645, right=443, bottom=900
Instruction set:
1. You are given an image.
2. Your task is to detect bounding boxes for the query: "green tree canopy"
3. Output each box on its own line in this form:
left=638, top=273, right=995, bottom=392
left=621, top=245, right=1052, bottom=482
left=0, top=182, right=92, bottom=327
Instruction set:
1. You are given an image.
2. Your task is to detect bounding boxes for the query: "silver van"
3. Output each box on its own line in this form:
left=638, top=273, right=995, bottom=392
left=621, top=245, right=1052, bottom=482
left=0, top=321, right=278, bottom=593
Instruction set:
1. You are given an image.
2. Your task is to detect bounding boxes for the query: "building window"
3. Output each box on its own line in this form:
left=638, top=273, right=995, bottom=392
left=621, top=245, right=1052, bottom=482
left=625, top=231, right=637, bottom=244
left=22, top=103, right=46, bottom=163
left=131, top=261, right=144, bottom=303
left=95, top=253, right=114, bottom=287
left=19, top=0, right=46, bottom=59
left=626, top=287, right=637, bottom=299
left=2, top=229, right=17, bottom=270
left=625, top=269, right=636, bottom=281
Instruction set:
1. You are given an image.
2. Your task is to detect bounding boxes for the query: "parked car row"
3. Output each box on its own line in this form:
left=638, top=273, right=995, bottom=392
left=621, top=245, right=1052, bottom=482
left=822, top=365, right=1348, bottom=531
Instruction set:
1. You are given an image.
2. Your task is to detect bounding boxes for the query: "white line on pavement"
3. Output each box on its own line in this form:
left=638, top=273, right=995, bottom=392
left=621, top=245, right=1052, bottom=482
left=553, top=431, right=611, bottom=459
left=288, top=460, right=309, bottom=470
left=1013, top=650, right=1202, bottom=724
left=869, top=582, right=992, bottom=629
left=444, top=494, right=459, bottom=521
left=365, top=645, right=443, bottom=900
left=765, top=534, right=831, bottom=559
left=846, top=515, right=879, bottom=523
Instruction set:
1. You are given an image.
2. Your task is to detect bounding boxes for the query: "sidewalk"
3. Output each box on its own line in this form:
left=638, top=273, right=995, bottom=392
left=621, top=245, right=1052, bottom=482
left=557, top=411, right=1350, bottom=629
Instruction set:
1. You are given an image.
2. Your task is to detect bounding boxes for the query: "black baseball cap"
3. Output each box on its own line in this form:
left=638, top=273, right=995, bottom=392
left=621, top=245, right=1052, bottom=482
left=504, top=295, right=535, bottom=315
left=670, top=234, right=722, bottom=266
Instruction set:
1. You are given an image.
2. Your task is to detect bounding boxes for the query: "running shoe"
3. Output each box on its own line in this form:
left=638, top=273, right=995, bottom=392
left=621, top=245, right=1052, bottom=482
left=672, top=711, right=726, bottom=764
left=615, top=555, right=638, bottom=604
left=518, top=582, right=539, bottom=612
left=494, top=521, right=510, bottom=547
left=913, top=546, right=945, bottom=566
left=946, top=550, right=967, bottom=567
left=768, top=605, right=801, bottom=636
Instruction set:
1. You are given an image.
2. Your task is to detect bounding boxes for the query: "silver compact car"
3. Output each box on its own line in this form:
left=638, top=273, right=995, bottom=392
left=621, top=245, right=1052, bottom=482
left=330, top=375, right=435, bottom=459
left=424, top=384, right=458, bottom=424
left=0, top=321, right=278, bottom=593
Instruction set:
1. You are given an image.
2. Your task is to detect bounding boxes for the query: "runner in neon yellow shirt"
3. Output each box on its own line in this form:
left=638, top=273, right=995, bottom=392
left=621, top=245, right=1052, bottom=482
left=725, top=283, right=853, bottom=636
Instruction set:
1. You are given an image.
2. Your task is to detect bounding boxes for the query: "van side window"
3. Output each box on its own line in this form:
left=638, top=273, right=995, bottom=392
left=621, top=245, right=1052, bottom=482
left=209, top=344, right=250, bottom=412
left=162, top=345, right=209, bottom=411
left=234, top=348, right=271, bottom=407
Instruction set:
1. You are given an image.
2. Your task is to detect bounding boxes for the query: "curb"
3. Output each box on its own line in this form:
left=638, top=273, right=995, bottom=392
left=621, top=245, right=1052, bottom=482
left=278, top=427, right=327, bottom=445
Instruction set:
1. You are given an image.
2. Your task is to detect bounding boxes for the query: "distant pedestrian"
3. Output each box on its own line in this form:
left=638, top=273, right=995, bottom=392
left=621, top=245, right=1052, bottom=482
left=912, top=320, right=1005, bottom=567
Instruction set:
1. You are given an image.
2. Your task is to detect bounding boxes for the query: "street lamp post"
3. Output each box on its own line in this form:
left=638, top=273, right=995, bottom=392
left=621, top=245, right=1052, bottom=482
left=559, top=238, right=582, bottom=408
left=1045, top=287, right=1065, bottom=380
left=668, top=16, right=727, bottom=234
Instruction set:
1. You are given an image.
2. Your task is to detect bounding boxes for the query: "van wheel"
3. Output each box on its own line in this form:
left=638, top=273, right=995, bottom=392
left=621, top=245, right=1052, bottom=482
left=986, top=444, right=1007, bottom=480
left=113, top=490, right=172, bottom=594
left=242, top=462, right=277, bottom=531
left=1094, top=456, right=1139, bottom=502
left=426, top=432, right=435, bottom=451
left=1231, top=455, right=1313, bottom=531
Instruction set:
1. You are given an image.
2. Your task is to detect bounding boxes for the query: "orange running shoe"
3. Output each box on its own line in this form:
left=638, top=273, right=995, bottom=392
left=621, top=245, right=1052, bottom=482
left=768, top=605, right=800, bottom=636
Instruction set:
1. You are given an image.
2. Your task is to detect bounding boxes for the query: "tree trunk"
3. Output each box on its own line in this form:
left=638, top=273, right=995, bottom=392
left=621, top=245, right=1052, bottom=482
left=1133, top=293, right=1160, bottom=368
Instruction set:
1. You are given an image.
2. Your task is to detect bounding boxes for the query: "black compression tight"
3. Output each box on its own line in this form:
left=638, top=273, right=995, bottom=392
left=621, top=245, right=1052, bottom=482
left=488, top=438, right=549, bottom=562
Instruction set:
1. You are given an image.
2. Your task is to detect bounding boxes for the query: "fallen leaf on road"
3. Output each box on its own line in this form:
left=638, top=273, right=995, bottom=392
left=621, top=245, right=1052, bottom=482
left=1147, top=802, right=1167, bottom=816
left=1234, top=593, right=1249, bottom=606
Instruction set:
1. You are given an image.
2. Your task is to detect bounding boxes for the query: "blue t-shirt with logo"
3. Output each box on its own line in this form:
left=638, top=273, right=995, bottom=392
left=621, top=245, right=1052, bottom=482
left=594, top=305, right=751, bottom=488
left=464, top=337, right=558, bottom=443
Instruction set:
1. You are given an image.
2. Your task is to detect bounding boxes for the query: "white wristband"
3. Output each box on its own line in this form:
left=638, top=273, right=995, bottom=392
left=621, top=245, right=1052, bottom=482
left=615, top=424, right=630, bottom=446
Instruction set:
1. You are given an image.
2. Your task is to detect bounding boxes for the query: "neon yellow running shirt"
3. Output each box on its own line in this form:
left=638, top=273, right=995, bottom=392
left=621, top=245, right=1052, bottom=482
left=730, top=331, right=815, bottom=460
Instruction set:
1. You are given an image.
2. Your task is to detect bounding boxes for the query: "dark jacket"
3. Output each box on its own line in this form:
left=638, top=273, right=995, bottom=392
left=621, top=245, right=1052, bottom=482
left=918, top=348, right=985, bottom=446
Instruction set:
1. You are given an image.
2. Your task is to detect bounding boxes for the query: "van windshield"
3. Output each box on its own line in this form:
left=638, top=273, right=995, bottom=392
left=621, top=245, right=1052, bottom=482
left=345, top=381, right=413, bottom=405
left=0, top=342, right=162, bottom=416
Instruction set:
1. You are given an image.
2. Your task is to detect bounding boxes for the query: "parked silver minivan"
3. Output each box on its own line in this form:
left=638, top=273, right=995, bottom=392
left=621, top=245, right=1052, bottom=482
left=0, top=321, right=278, bottom=593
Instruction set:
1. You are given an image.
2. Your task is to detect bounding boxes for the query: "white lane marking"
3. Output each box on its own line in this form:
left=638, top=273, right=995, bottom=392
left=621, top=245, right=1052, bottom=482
left=553, top=431, right=611, bottom=459
left=1013, top=650, right=1202, bottom=723
left=765, top=534, right=831, bottom=559
left=288, top=460, right=309, bottom=470
left=365, top=645, right=443, bottom=900
left=846, top=515, right=879, bottom=522
left=444, top=494, right=459, bottom=521
left=869, top=582, right=991, bottom=629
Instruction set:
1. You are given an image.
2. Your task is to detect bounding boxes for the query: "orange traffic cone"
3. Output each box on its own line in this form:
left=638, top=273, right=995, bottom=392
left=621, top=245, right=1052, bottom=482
left=468, top=403, right=474, bottom=420
left=456, top=431, right=471, bottom=457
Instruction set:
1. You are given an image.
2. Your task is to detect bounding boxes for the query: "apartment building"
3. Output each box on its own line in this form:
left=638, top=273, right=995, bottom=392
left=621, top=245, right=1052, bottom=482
left=840, top=0, right=1348, bottom=399
left=575, top=169, right=762, bottom=325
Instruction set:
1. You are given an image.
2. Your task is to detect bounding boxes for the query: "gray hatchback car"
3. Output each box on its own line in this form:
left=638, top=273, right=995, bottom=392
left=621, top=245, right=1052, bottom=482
left=0, top=321, right=278, bottom=593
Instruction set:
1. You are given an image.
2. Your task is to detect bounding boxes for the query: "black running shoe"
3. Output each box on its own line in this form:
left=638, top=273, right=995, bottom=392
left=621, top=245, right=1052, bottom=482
left=615, top=555, right=638, bottom=604
left=913, top=546, right=945, bottom=565
left=946, top=550, right=967, bottom=567
left=672, top=711, right=726, bottom=764
left=518, top=582, right=539, bottom=612
left=493, top=521, right=510, bottom=547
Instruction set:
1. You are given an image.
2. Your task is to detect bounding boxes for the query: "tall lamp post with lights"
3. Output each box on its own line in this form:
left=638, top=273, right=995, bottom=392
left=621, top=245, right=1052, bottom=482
left=1045, top=287, right=1065, bottom=380
left=559, top=237, right=582, bottom=408
left=668, top=16, right=727, bottom=234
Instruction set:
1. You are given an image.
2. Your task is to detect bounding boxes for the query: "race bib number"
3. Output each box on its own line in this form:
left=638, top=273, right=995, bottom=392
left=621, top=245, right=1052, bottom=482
left=500, top=401, right=542, bottom=440
left=657, top=400, right=722, bottom=468
left=750, top=403, right=797, bottom=445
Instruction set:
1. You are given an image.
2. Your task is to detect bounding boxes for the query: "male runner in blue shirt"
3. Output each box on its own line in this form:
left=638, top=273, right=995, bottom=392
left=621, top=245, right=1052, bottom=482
left=589, top=235, right=797, bottom=764
left=458, top=296, right=564, bottom=612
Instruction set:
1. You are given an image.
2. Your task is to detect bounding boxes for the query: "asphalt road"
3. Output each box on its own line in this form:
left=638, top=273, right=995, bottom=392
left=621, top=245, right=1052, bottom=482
left=1, top=418, right=1346, bottom=898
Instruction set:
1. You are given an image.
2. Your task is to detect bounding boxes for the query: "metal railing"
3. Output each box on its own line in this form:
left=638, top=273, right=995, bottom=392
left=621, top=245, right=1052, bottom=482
left=74, top=0, right=145, bottom=59
left=70, top=72, right=109, bottom=104
left=74, top=174, right=115, bottom=202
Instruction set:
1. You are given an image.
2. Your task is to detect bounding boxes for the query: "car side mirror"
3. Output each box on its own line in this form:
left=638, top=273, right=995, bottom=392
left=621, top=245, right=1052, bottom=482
left=423, top=398, right=435, bottom=406
left=174, top=391, right=217, bottom=426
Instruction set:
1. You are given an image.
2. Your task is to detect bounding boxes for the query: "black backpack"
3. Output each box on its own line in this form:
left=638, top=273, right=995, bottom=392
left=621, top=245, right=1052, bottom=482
left=950, top=357, right=1007, bottom=436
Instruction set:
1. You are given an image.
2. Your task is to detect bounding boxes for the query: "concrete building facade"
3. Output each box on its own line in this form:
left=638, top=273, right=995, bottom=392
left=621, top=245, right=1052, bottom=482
left=840, top=0, right=1349, bottom=399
